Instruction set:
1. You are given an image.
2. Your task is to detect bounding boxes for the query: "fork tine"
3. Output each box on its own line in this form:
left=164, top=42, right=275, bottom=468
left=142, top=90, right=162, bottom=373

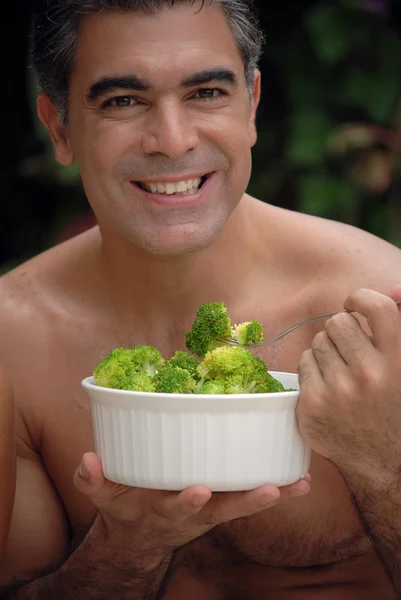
left=217, top=338, right=239, bottom=347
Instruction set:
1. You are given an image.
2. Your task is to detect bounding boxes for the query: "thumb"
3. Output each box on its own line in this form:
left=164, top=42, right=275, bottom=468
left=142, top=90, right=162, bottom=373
left=74, top=452, right=119, bottom=506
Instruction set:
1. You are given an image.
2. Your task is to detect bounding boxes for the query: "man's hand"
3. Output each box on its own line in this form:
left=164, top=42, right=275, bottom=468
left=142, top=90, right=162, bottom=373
left=74, top=452, right=311, bottom=555
left=297, top=286, right=401, bottom=481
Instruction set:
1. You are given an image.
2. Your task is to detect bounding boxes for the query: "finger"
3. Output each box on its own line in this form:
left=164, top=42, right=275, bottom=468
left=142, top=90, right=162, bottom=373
left=386, top=284, right=401, bottom=306
left=199, top=480, right=310, bottom=526
left=311, top=330, right=347, bottom=380
left=344, top=289, right=401, bottom=352
left=298, top=348, right=325, bottom=390
left=74, top=452, right=123, bottom=505
left=324, top=312, right=377, bottom=369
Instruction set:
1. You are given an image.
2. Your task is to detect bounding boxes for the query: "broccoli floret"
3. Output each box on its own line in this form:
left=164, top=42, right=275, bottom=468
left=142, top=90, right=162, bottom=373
left=223, top=374, right=257, bottom=394
left=231, top=320, right=264, bottom=346
left=121, top=373, right=156, bottom=393
left=197, top=346, right=285, bottom=394
left=167, top=351, right=200, bottom=379
left=185, top=302, right=232, bottom=358
left=154, top=366, right=196, bottom=394
left=196, top=380, right=227, bottom=394
left=94, top=347, right=137, bottom=389
left=94, top=346, right=165, bottom=389
left=197, top=346, right=254, bottom=379
left=129, top=345, right=165, bottom=376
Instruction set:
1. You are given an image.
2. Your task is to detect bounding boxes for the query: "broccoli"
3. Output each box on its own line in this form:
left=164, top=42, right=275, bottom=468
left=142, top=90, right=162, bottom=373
left=129, top=345, right=166, bottom=376
left=94, top=347, right=137, bottom=389
left=121, top=373, right=156, bottom=393
left=154, top=366, right=197, bottom=394
left=185, top=301, right=232, bottom=357
left=92, top=305, right=292, bottom=395
left=167, top=351, right=200, bottom=379
left=197, top=380, right=227, bottom=394
left=197, top=346, right=285, bottom=394
left=231, top=320, right=264, bottom=346
left=93, top=345, right=165, bottom=390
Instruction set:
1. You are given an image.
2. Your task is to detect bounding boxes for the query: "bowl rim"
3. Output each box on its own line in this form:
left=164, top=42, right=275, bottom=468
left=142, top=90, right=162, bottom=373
left=81, top=371, right=299, bottom=400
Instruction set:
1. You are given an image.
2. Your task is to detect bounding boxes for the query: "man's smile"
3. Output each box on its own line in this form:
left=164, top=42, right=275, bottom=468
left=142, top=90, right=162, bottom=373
left=133, top=173, right=213, bottom=198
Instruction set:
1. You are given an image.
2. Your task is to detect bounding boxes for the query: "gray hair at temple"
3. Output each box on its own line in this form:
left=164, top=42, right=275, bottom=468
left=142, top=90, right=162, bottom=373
left=30, top=0, right=264, bottom=122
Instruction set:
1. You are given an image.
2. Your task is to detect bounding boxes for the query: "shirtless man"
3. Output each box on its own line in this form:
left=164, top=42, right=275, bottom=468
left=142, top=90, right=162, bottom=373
left=0, top=0, right=401, bottom=597
left=0, top=371, right=14, bottom=559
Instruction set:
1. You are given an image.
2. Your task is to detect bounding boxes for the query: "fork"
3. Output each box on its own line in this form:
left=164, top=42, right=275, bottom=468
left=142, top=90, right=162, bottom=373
left=219, top=300, right=401, bottom=349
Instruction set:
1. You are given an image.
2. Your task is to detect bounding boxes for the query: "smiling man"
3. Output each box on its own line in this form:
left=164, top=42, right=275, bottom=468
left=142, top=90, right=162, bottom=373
left=1, top=0, right=401, bottom=598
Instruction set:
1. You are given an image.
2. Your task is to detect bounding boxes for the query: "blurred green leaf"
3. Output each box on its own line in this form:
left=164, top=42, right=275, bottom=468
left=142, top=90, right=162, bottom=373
left=299, top=173, right=358, bottom=222
left=306, top=4, right=351, bottom=64
left=341, top=68, right=401, bottom=122
left=287, top=112, right=333, bottom=166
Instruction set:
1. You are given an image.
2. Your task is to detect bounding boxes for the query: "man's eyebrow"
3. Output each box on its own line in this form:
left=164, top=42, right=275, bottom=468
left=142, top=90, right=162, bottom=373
left=181, top=68, right=238, bottom=87
left=87, top=75, right=151, bottom=101
left=86, top=68, right=238, bottom=101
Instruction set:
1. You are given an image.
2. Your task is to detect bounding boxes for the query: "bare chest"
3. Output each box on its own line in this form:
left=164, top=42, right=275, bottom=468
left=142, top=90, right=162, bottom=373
left=12, top=314, right=395, bottom=596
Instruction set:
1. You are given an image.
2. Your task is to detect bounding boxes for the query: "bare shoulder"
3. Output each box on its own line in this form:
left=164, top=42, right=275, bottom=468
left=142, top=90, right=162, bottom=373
left=0, top=227, right=99, bottom=332
left=249, top=197, right=401, bottom=306
left=0, top=228, right=99, bottom=443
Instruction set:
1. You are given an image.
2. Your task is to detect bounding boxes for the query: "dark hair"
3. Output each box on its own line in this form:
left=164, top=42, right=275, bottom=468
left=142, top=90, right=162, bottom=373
left=31, top=0, right=263, bottom=121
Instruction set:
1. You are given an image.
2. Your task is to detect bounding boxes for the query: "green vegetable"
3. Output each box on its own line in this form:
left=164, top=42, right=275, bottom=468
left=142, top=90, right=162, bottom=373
left=166, top=351, right=200, bottom=379
left=129, top=345, right=166, bottom=376
left=154, top=366, right=197, bottom=394
left=185, top=301, right=232, bottom=358
left=93, top=346, right=165, bottom=390
left=197, top=346, right=285, bottom=394
left=197, top=380, right=227, bottom=394
left=231, top=320, right=264, bottom=346
left=121, top=373, right=156, bottom=393
left=93, top=302, right=295, bottom=395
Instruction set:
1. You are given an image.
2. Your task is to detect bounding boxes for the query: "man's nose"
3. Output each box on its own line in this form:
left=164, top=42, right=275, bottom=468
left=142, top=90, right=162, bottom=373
left=141, top=100, right=199, bottom=159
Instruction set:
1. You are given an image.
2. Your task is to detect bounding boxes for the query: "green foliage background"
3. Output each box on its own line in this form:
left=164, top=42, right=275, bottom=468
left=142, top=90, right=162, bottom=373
left=1, top=0, right=401, bottom=272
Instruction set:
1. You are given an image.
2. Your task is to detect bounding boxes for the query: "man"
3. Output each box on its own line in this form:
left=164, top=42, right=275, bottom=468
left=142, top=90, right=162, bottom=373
left=0, top=370, right=14, bottom=559
left=0, top=0, right=401, bottom=597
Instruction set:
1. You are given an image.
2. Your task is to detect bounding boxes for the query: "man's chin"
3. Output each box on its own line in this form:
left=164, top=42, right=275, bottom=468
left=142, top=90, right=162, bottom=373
left=134, top=226, right=222, bottom=257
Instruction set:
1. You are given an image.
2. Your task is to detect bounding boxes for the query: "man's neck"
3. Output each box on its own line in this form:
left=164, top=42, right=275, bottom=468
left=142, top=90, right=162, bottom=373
left=93, top=196, right=267, bottom=331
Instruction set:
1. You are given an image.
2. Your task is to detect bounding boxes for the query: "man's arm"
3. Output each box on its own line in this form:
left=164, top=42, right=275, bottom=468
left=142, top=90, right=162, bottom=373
left=297, top=286, right=401, bottom=594
left=0, top=449, right=310, bottom=599
left=1, top=516, right=172, bottom=600
left=340, top=470, right=401, bottom=593
left=0, top=454, right=172, bottom=600
left=0, top=370, right=15, bottom=556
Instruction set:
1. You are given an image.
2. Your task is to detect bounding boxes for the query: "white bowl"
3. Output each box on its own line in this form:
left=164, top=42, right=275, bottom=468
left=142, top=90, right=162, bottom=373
left=82, top=372, right=311, bottom=491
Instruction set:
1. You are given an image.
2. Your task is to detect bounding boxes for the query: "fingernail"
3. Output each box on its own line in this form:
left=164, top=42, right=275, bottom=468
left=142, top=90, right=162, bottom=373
left=191, top=495, right=208, bottom=507
left=79, top=463, right=90, bottom=480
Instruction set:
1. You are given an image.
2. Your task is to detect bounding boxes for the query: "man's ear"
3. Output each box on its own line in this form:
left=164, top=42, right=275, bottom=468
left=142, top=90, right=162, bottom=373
left=248, top=69, right=261, bottom=148
left=37, top=92, right=75, bottom=167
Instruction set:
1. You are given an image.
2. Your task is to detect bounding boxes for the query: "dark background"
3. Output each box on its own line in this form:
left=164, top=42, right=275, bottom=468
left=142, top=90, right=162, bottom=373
left=1, top=0, right=401, bottom=273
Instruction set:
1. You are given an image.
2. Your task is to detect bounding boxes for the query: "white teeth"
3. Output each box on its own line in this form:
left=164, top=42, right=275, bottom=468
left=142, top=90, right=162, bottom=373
left=165, top=183, right=176, bottom=195
left=141, top=177, right=204, bottom=195
left=176, top=181, right=188, bottom=192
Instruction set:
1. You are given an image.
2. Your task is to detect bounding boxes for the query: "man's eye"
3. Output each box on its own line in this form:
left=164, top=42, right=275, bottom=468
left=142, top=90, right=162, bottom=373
left=104, top=96, right=136, bottom=108
left=194, top=89, right=225, bottom=100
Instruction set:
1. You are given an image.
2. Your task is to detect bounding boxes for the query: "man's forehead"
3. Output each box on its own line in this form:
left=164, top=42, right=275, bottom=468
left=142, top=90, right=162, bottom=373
left=73, top=3, right=243, bottom=83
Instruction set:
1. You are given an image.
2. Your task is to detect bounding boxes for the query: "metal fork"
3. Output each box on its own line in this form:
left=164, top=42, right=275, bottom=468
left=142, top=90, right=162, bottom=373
left=219, top=300, right=401, bottom=349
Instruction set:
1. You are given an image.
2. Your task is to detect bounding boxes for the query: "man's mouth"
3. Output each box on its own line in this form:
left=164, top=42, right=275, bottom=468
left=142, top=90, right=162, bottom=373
left=134, top=174, right=210, bottom=196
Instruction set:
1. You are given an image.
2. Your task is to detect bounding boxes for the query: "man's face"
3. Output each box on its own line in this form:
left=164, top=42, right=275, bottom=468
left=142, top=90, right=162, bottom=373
left=44, top=1, right=261, bottom=255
